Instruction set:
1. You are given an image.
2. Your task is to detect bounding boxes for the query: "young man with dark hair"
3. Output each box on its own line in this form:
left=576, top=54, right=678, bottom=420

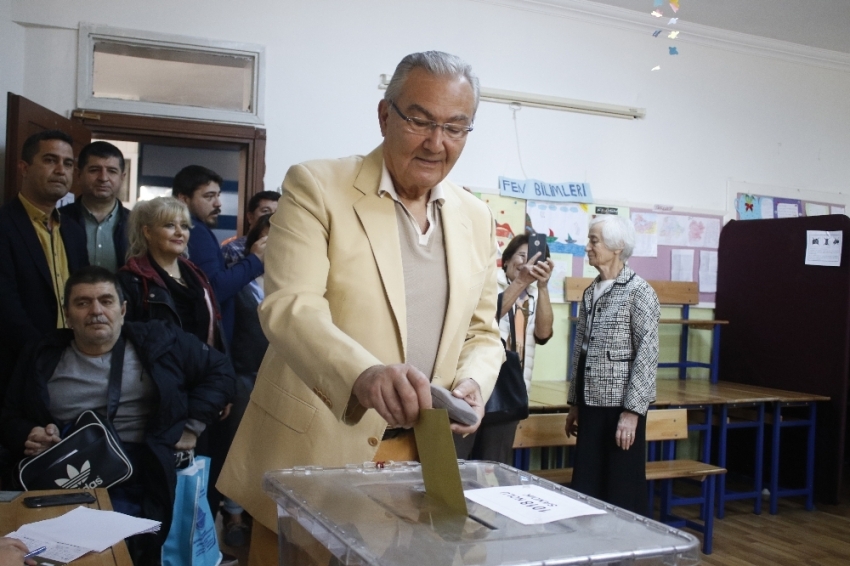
left=221, top=190, right=279, bottom=265
left=60, top=141, right=131, bottom=272
left=0, top=130, right=88, bottom=403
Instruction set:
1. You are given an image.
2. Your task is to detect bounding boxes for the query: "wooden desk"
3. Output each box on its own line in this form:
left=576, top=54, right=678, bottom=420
left=526, top=379, right=830, bottom=516
left=0, top=488, right=132, bottom=566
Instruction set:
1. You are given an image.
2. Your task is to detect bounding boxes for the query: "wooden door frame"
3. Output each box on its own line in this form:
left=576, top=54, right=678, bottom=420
left=4, top=93, right=92, bottom=203
left=71, top=110, right=266, bottom=235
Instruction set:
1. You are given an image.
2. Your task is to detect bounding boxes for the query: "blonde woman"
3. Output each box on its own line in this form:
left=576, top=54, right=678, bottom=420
left=117, top=197, right=224, bottom=352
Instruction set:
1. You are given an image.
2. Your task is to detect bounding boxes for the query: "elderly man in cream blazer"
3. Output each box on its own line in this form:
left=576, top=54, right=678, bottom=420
left=218, top=51, right=503, bottom=563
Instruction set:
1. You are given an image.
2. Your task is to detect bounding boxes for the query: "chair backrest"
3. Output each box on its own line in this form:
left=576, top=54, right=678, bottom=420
left=513, top=408, right=688, bottom=449
left=564, top=278, right=698, bottom=306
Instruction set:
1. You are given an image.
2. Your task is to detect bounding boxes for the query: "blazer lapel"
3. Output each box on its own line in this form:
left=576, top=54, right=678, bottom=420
left=433, top=189, right=472, bottom=373
left=10, top=198, right=52, bottom=286
left=352, top=147, right=408, bottom=354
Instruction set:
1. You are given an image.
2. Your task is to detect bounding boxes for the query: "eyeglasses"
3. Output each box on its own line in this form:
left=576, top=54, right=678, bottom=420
left=389, top=100, right=473, bottom=140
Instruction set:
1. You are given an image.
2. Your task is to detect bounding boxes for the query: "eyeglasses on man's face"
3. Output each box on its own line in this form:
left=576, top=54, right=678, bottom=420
left=389, top=100, right=473, bottom=140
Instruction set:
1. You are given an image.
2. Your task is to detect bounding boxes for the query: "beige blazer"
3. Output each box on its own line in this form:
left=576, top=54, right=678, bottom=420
left=218, top=146, right=503, bottom=529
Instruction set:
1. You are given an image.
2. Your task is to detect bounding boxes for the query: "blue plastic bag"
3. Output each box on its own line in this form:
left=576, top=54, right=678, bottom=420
left=162, top=456, right=223, bottom=566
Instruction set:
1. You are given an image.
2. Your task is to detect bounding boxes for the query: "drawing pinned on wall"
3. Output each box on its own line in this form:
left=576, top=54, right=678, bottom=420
left=671, top=249, right=694, bottom=282
left=688, top=216, right=720, bottom=248
left=476, top=193, right=527, bottom=263
left=658, top=215, right=689, bottom=246
left=631, top=212, right=659, bottom=257
left=699, top=250, right=718, bottom=293
left=805, top=202, right=829, bottom=217
left=526, top=201, right=589, bottom=257
left=831, top=206, right=847, bottom=216
left=774, top=198, right=802, bottom=218
left=736, top=194, right=762, bottom=220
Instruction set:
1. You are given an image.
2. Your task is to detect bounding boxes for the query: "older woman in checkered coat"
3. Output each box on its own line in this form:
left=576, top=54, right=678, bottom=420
left=565, top=214, right=660, bottom=514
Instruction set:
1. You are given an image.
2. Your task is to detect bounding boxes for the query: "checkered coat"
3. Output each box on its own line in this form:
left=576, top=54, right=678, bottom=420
left=567, top=266, right=659, bottom=415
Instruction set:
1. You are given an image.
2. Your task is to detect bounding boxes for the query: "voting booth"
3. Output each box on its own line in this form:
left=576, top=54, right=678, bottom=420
left=264, top=461, right=699, bottom=566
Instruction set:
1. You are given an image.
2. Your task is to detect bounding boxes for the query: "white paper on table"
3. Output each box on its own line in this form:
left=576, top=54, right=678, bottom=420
left=805, top=230, right=842, bottom=267
left=671, top=249, right=695, bottom=282
left=805, top=203, right=829, bottom=217
left=630, top=212, right=658, bottom=257
left=760, top=197, right=774, bottom=219
left=464, top=484, right=606, bottom=525
left=16, top=505, right=160, bottom=553
left=5, top=532, right=89, bottom=563
left=688, top=217, right=720, bottom=249
left=698, top=251, right=718, bottom=293
left=830, top=206, right=846, bottom=216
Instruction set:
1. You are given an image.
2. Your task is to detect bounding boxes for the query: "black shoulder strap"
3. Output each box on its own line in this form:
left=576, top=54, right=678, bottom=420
left=106, top=337, right=126, bottom=422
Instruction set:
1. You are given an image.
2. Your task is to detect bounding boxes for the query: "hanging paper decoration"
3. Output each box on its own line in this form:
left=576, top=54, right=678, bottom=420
left=651, top=10, right=663, bottom=17
left=651, top=66, right=661, bottom=71
left=668, top=31, right=679, bottom=39
left=670, top=0, right=680, bottom=12
left=669, top=17, right=678, bottom=24
left=653, top=29, right=662, bottom=37
left=669, top=46, right=679, bottom=55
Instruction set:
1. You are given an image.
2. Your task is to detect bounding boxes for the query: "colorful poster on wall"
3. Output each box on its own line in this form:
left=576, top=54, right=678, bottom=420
left=631, top=212, right=659, bottom=257
left=526, top=201, right=589, bottom=256
left=658, top=215, right=689, bottom=246
left=476, top=193, right=527, bottom=263
left=687, top=217, right=720, bottom=248
left=736, top=194, right=762, bottom=220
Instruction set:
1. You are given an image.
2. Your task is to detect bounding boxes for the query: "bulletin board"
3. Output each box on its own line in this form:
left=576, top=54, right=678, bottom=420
left=472, top=191, right=724, bottom=305
left=728, top=180, right=848, bottom=221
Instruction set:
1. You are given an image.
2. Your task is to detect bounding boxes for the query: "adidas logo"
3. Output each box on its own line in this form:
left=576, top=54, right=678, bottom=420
left=54, top=461, right=103, bottom=489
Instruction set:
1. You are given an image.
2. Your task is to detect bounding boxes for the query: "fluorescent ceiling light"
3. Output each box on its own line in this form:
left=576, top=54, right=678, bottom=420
left=378, top=74, right=645, bottom=120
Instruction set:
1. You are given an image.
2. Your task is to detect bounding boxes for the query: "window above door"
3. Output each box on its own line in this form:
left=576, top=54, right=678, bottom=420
left=77, top=23, right=265, bottom=125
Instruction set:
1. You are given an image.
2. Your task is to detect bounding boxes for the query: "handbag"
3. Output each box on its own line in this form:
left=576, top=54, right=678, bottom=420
left=161, top=456, right=223, bottom=566
left=18, top=338, right=134, bottom=491
left=482, top=293, right=530, bottom=425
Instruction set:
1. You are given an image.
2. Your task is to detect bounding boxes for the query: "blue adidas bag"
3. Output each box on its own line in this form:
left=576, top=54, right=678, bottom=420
left=162, top=456, right=223, bottom=566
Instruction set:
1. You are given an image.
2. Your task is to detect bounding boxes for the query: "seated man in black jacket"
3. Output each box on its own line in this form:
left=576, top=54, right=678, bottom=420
left=0, top=266, right=234, bottom=564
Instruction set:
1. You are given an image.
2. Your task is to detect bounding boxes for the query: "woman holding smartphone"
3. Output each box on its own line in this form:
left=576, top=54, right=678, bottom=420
left=466, top=233, right=555, bottom=463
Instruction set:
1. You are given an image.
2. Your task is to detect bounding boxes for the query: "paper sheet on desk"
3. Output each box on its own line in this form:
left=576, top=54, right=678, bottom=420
left=464, top=485, right=606, bottom=525
left=12, top=505, right=160, bottom=553
left=4, top=532, right=89, bottom=563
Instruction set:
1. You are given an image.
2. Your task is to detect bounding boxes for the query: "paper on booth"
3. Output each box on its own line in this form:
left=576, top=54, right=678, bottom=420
left=464, top=484, right=606, bottom=525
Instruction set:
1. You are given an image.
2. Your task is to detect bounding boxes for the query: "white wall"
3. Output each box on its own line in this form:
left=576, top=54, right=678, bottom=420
left=2, top=0, right=849, bottom=213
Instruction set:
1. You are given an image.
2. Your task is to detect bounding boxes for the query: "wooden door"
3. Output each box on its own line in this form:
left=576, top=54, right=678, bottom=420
left=72, top=111, right=265, bottom=236
left=4, top=93, right=91, bottom=203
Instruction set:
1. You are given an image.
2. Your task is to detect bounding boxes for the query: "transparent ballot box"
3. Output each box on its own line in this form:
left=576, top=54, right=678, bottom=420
left=263, top=461, right=699, bottom=566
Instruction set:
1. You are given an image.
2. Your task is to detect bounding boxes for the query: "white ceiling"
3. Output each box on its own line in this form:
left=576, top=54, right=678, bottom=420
left=585, top=0, right=850, bottom=54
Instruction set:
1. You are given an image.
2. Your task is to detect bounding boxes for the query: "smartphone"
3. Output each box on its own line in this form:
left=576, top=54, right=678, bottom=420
left=430, top=384, right=479, bottom=426
left=23, top=492, right=96, bottom=508
left=527, top=231, right=549, bottom=263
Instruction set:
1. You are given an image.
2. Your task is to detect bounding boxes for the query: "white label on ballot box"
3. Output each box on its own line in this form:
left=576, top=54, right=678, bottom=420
left=464, top=484, right=606, bottom=525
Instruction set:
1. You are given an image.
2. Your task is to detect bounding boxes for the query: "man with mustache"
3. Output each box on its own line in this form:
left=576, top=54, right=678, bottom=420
left=0, top=266, right=234, bottom=563
left=172, top=164, right=266, bottom=540
left=0, top=130, right=88, bottom=407
left=59, top=141, right=131, bottom=272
